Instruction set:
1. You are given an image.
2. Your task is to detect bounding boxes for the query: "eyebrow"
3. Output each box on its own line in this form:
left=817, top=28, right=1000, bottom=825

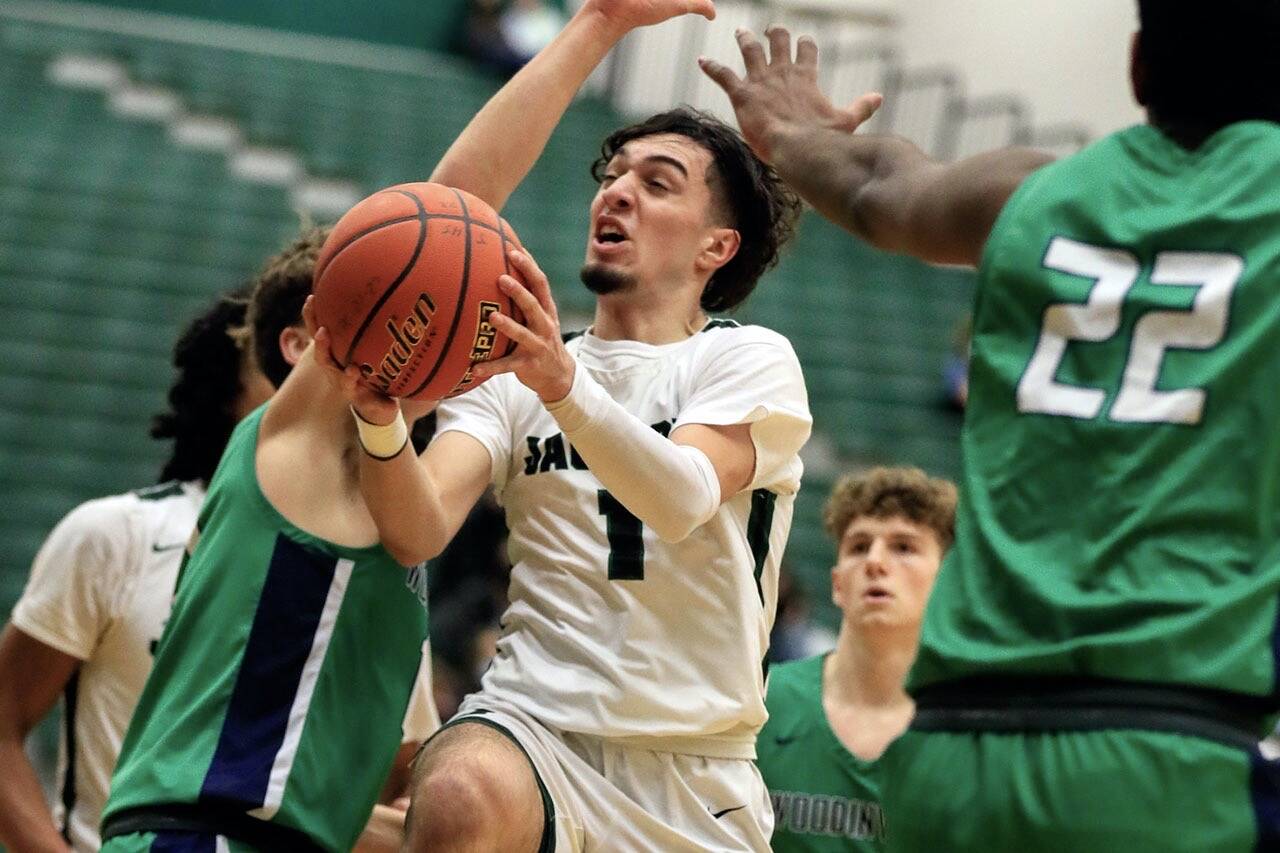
left=613, top=147, right=689, bottom=179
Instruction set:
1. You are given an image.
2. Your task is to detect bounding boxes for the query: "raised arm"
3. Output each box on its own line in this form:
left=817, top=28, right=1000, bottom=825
left=701, top=26, right=1053, bottom=267
left=431, top=0, right=716, bottom=211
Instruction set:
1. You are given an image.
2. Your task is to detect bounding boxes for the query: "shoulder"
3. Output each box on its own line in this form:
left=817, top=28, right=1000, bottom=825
left=53, top=490, right=150, bottom=543
left=693, top=321, right=799, bottom=363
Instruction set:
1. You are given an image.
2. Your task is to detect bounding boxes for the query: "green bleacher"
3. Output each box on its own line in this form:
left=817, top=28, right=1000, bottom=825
left=0, top=14, right=974, bottom=628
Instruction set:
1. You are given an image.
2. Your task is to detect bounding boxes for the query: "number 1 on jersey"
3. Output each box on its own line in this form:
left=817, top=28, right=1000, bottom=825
left=598, top=490, right=644, bottom=580
left=1017, top=237, right=1242, bottom=425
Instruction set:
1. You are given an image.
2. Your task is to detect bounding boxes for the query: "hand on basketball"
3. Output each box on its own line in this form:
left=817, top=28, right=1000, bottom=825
left=584, top=0, right=716, bottom=37
left=470, top=249, right=576, bottom=404
left=303, top=294, right=404, bottom=426
left=699, top=26, right=882, bottom=164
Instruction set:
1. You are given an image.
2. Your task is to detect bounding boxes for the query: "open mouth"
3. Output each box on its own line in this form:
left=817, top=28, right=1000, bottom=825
left=593, top=218, right=629, bottom=248
left=863, top=588, right=893, bottom=602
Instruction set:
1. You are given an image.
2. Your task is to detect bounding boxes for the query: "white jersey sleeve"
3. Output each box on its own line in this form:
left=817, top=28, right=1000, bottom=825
left=675, top=327, right=811, bottom=493
left=11, top=495, right=137, bottom=660
left=434, top=374, right=519, bottom=495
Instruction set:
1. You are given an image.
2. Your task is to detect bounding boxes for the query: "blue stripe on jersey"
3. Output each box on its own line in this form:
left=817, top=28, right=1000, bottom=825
left=150, top=830, right=217, bottom=852
left=1249, top=746, right=1280, bottom=850
left=198, top=535, right=338, bottom=809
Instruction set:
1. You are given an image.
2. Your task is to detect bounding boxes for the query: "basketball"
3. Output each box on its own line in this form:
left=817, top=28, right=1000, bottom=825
left=312, top=181, right=523, bottom=401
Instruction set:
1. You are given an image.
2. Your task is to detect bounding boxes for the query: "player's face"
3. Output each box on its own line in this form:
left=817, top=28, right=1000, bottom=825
left=582, top=133, right=728, bottom=297
left=831, top=515, right=943, bottom=633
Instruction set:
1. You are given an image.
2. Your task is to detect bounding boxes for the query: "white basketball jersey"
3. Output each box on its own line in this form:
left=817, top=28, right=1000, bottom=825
left=12, top=481, right=440, bottom=851
left=12, top=481, right=203, bottom=851
left=436, top=321, right=811, bottom=759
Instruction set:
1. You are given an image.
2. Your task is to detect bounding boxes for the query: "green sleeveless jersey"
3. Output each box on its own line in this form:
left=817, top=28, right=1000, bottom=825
left=910, top=122, right=1280, bottom=701
left=103, top=406, right=429, bottom=852
left=757, top=656, right=886, bottom=851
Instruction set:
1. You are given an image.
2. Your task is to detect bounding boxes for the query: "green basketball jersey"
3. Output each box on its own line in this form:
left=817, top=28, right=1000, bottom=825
left=102, top=406, right=429, bottom=852
left=757, top=656, right=886, bottom=851
left=910, top=122, right=1280, bottom=700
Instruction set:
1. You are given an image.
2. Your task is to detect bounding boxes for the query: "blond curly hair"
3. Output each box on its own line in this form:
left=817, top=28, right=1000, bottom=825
left=823, top=466, right=958, bottom=549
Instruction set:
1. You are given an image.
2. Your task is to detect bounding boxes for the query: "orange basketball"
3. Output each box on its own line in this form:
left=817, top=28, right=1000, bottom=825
left=312, top=182, right=523, bottom=401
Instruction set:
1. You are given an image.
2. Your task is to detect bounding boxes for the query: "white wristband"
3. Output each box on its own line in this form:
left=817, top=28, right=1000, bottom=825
left=351, top=406, right=409, bottom=460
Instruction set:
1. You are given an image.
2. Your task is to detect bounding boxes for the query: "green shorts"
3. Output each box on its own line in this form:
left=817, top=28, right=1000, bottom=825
left=880, top=727, right=1280, bottom=852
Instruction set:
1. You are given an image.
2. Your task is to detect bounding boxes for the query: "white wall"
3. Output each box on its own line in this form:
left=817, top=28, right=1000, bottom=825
left=879, top=0, right=1144, bottom=136
left=592, top=0, right=1146, bottom=151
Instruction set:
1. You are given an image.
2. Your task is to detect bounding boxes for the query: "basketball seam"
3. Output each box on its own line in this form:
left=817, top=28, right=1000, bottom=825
left=339, top=190, right=431, bottom=367
left=314, top=207, right=504, bottom=288
left=313, top=213, right=418, bottom=283
left=402, top=187, right=477, bottom=399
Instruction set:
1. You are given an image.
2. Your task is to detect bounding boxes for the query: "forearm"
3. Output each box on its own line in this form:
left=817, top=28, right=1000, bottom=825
left=769, top=126, right=934, bottom=249
left=358, top=445, right=450, bottom=567
left=430, top=7, right=626, bottom=210
left=547, top=368, right=720, bottom=543
left=0, top=738, right=68, bottom=853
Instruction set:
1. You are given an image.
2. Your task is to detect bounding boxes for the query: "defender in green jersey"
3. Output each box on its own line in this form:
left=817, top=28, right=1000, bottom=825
left=100, top=237, right=434, bottom=853
left=708, top=2, right=1280, bottom=848
left=757, top=469, right=954, bottom=853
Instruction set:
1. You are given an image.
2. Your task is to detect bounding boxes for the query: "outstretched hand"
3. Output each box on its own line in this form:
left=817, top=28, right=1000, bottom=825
left=470, top=249, right=577, bottom=404
left=699, top=26, right=882, bottom=164
left=584, top=0, right=716, bottom=37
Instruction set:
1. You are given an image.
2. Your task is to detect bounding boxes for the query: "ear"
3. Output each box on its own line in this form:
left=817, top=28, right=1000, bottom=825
left=694, top=227, right=741, bottom=275
left=279, top=324, right=312, bottom=367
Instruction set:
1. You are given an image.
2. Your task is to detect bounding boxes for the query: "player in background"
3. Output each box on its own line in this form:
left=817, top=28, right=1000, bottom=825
left=757, top=467, right=954, bottom=852
left=704, top=2, right=1280, bottom=848
left=86, top=232, right=433, bottom=852
left=0, top=288, right=270, bottom=853
left=308, top=0, right=811, bottom=848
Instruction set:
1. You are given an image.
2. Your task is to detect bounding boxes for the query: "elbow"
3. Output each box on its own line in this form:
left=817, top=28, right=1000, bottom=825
left=650, top=512, right=705, bottom=545
left=383, top=537, right=442, bottom=569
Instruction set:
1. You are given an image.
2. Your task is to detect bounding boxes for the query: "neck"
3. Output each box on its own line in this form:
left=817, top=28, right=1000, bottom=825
left=824, top=621, right=917, bottom=710
left=589, top=285, right=707, bottom=344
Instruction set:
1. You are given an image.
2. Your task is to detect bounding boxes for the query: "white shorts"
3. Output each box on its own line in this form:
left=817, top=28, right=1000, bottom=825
left=450, top=692, right=773, bottom=852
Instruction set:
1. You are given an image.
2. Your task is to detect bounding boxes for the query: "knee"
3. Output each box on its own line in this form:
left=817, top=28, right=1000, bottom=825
left=408, top=766, right=504, bottom=845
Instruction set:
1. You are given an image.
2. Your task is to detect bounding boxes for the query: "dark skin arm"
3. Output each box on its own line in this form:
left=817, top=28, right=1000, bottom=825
left=701, top=26, right=1054, bottom=267
left=0, top=624, right=79, bottom=853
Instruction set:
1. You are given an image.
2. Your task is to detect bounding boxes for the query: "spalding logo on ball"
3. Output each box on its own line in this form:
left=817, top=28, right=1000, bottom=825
left=312, top=182, right=524, bottom=401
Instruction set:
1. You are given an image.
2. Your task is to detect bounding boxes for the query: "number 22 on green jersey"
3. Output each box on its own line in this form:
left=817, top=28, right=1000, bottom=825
left=1017, top=237, right=1242, bottom=425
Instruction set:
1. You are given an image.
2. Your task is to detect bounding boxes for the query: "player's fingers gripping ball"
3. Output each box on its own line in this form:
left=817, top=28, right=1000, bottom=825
left=312, top=182, right=525, bottom=401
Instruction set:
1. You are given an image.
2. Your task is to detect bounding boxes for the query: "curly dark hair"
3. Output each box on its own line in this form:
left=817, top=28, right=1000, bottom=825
left=150, top=288, right=251, bottom=486
left=590, top=107, right=802, bottom=313
left=1137, top=0, right=1280, bottom=145
left=245, top=225, right=331, bottom=387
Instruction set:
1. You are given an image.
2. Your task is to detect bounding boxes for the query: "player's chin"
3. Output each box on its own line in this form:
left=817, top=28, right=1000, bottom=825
left=579, top=261, right=636, bottom=296
left=856, top=608, right=906, bottom=629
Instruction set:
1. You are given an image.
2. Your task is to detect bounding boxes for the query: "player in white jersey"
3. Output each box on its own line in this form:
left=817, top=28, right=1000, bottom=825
left=0, top=290, right=271, bottom=852
left=0, top=236, right=439, bottom=852
left=305, top=0, right=810, bottom=849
